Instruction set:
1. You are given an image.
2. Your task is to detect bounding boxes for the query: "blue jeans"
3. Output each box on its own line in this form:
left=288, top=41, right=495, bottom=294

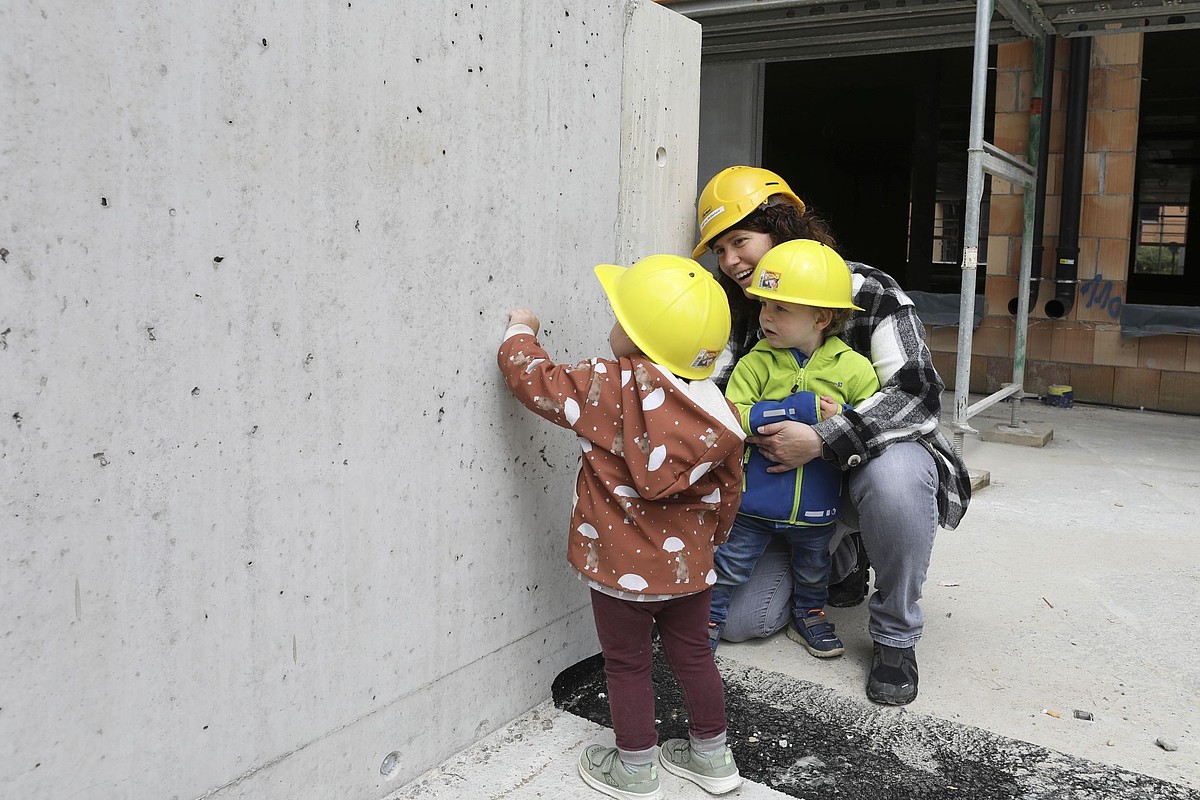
left=709, top=515, right=835, bottom=630
left=721, top=441, right=939, bottom=648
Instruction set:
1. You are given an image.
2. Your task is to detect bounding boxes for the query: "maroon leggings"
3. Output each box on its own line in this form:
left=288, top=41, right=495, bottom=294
left=589, top=588, right=728, bottom=753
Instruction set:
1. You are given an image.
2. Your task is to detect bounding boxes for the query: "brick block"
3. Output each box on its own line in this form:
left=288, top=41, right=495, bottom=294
left=1069, top=363, right=1116, bottom=405
left=1042, top=194, right=1061, bottom=241
left=1076, top=237, right=1100, bottom=281
left=1026, top=359, right=1072, bottom=394
left=985, top=276, right=1018, bottom=314
left=1086, top=109, right=1139, bottom=152
left=1051, top=64, right=1069, bottom=112
left=991, top=193, right=1028, bottom=238
left=996, top=71, right=1021, bottom=114
left=1092, top=32, right=1142, bottom=67
left=1049, top=97, right=1066, bottom=145
left=1019, top=70, right=1033, bottom=116
left=1088, top=68, right=1106, bottom=108
left=980, top=424, right=1054, bottom=447
left=1187, top=336, right=1200, bottom=372
left=974, top=318, right=1016, bottom=358
left=994, top=112, right=1031, bottom=159
left=926, top=325, right=959, bottom=352
left=1027, top=322, right=1054, bottom=360
left=1056, top=37, right=1075, bottom=78
left=1051, top=325, right=1096, bottom=364
left=1104, top=64, right=1142, bottom=111
left=1076, top=274, right=1126, bottom=321
left=1083, top=153, right=1102, bottom=195
left=1112, top=366, right=1161, bottom=409
left=1080, top=195, right=1133, bottom=239
left=1094, top=328, right=1140, bottom=367
left=1077, top=280, right=1126, bottom=323
left=1137, top=335, right=1188, bottom=371
left=1102, top=151, right=1136, bottom=194
left=971, top=354, right=990, bottom=394
left=986, top=236, right=1011, bottom=276
left=997, top=39, right=1034, bottom=70
left=1098, top=238, right=1130, bottom=278
left=1159, top=371, right=1200, bottom=415
left=1045, top=153, right=1063, bottom=196
left=987, top=355, right=1016, bottom=391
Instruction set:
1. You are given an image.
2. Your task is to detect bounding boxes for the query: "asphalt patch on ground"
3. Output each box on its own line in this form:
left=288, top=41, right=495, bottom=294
left=552, top=644, right=1199, bottom=800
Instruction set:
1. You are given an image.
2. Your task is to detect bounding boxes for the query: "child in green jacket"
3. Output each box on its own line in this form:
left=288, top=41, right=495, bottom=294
left=709, top=240, right=880, bottom=657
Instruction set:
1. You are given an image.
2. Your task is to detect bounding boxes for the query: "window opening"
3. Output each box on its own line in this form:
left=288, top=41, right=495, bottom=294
left=1134, top=203, right=1187, bottom=276
left=1129, top=28, right=1200, bottom=306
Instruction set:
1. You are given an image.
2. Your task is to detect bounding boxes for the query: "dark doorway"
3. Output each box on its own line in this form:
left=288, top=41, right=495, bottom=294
left=1129, top=28, right=1200, bottom=307
left=761, top=47, right=994, bottom=293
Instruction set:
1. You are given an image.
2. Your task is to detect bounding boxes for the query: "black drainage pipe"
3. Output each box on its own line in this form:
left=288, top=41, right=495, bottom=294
left=1046, top=36, right=1091, bottom=319
left=1009, top=35, right=1056, bottom=316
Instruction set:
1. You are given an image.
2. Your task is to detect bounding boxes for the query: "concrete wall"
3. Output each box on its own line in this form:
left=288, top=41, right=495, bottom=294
left=697, top=61, right=763, bottom=196
left=0, top=2, right=700, bottom=798
left=693, top=60, right=763, bottom=272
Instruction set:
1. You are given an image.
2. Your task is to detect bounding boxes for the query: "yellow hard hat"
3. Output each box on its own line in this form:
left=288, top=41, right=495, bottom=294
left=692, top=166, right=805, bottom=259
left=746, top=240, right=863, bottom=310
left=595, top=255, right=731, bottom=380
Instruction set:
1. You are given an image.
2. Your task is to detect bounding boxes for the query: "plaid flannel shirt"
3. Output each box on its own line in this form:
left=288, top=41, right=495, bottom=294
left=717, top=261, right=971, bottom=530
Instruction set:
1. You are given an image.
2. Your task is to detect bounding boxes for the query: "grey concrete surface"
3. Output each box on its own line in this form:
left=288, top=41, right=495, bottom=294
left=390, top=701, right=795, bottom=800
left=394, top=398, right=1200, bottom=797
left=726, top=399, right=1200, bottom=791
left=1, top=2, right=699, bottom=798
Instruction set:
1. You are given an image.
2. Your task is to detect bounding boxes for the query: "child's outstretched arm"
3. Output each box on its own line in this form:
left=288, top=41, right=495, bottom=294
left=498, top=308, right=607, bottom=432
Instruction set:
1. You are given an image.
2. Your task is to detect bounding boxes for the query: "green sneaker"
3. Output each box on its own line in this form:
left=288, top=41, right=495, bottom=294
left=658, top=739, right=741, bottom=794
left=578, top=745, right=661, bottom=800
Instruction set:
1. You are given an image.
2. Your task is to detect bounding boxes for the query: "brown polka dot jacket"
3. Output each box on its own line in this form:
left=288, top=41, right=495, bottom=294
left=499, top=326, right=745, bottom=597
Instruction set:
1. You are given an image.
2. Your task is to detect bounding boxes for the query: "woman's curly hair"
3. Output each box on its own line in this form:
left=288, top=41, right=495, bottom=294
left=713, top=202, right=840, bottom=365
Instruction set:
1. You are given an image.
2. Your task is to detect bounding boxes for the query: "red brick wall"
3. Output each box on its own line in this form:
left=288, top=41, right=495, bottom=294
left=927, top=33, right=1200, bottom=415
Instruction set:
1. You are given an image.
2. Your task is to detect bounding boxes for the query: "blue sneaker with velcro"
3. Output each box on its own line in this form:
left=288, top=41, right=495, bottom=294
left=786, top=608, right=844, bottom=658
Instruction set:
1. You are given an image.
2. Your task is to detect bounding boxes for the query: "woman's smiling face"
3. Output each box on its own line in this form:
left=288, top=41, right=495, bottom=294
left=710, top=229, right=775, bottom=293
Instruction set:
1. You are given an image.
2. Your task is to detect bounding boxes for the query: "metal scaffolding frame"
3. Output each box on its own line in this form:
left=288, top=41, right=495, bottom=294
left=669, top=0, right=1200, bottom=457
left=666, top=0, right=1199, bottom=62
left=950, top=0, right=1042, bottom=453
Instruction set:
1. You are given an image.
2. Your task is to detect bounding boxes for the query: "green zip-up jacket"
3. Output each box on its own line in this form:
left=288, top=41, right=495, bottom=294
left=725, top=336, right=880, bottom=524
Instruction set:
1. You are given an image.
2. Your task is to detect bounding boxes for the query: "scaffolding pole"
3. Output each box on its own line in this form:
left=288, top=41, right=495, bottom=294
left=951, top=0, right=1039, bottom=457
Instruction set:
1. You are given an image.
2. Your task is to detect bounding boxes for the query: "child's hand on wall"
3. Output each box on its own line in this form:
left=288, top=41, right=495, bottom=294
left=819, top=395, right=840, bottom=421
left=508, top=308, right=540, bottom=335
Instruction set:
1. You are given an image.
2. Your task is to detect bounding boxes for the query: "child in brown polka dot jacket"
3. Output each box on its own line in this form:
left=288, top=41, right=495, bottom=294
left=498, top=255, right=746, bottom=799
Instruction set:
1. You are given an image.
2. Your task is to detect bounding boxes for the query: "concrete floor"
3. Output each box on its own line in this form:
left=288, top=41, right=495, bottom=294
left=393, top=399, right=1200, bottom=798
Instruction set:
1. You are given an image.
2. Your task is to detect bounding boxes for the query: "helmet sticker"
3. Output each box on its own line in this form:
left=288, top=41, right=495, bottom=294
left=699, top=205, right=725, bottom=231
left=757, top=270, right=781, bottom=291
left=690, top=349, right=718, bottom=369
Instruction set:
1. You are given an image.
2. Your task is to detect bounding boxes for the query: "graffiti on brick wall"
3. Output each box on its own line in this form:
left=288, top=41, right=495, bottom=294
left=1079, top=273, right=1123, bottom=319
